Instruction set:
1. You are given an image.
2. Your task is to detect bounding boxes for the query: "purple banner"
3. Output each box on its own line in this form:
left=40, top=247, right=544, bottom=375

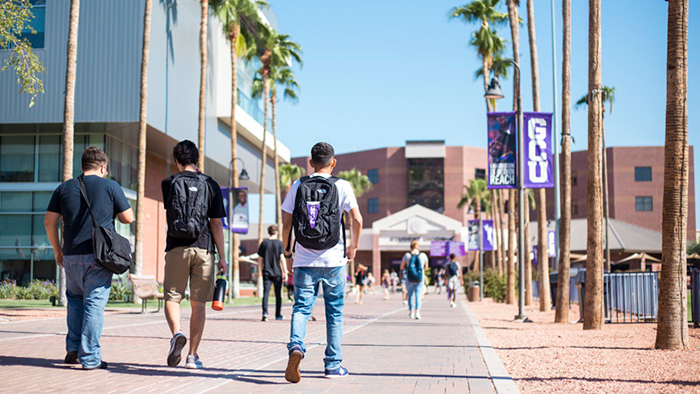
left=487, top=112, right=517, bottom=189
left=467, top=220, right=495, bottom=251
left=222, top=187, right=249, bottom=234
left=448, top=241, right=466, bottom=256
left=430, top=241, right=447, bottom=257
left=523, top=112, right=554, bottom=188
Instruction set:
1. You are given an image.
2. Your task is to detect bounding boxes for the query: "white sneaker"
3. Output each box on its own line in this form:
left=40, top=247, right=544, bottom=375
left=185, top=354, right=203, bottom=369
left=450, top=301, right=456, bottom=308
left=415, top=312, right=422, bottom=320
left=410, top=312, right=415, bottom=319
left=403, top=300, right=408, bottom=305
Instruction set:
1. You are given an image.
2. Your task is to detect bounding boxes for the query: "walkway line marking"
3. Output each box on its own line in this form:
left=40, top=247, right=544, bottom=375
left=197, top=305, right=408, bottom=393
left=460, top=301, right=520, bottom=394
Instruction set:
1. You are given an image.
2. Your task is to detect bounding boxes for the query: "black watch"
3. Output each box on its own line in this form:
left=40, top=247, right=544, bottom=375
left=284, top=252, right=293, bottom=258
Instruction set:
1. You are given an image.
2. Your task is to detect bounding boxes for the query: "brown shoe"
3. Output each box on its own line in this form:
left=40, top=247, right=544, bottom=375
left=284, top=349, right=303, bottom=383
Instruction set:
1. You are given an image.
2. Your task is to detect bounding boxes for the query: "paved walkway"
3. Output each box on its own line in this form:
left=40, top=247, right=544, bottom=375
left=0, top=290, right=517, bottom=393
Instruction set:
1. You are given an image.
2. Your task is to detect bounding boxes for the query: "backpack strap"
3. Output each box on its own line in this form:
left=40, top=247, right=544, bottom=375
left=329, top=176, right=346, bottom=258
left=286, top=177, right=309, bottom=255
left=77, top=175, right=100, bottom=231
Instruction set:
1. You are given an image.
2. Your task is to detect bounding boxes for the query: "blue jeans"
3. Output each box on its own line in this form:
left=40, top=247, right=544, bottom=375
left=287, top=265, right=346, bottom=370
left=406, top=281, right=424, bottom=312
left=63, top=253, right=113, bottom=368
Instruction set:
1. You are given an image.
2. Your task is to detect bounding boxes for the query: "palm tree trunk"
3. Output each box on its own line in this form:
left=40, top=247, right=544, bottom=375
left=230, top=25, right=241, bottom=299
left=197, top=0, right=208, bottom=171
left=584, top=0, right=604, bottom=330
left=257, top=71, right=270, bottom=298
left=482, top=57, right=491, bottom=112
left=603, top=124, right=611, bottom=272
left=524, top=199, right=532, bottom=306
left=505, top=190, right=515, bottom=304
left=59, top=0, right=80, bottom=307
left=134, top=0, right=152, bottom=281
left=492, top=191, right=501, bottom=274
left=555, top=0, right=572, bottom=323
left=506, top=0, right=520, bottom=307
left=273, top=96, right=282, bottom=235
left=656, top=0, right=689, bottom=350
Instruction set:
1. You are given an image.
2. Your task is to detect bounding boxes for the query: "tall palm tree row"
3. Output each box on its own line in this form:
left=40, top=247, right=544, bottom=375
left=211, top=0, right=263, bottom=299
left=656, top=0, right=689, bottom=350
left=134, top=0, right=153, bottom=279
left=505, top=0, right=520, bottom=306
left=525, top=0, right=550, bottom=312
left=451, top=0, right=508, bottom=112
left=255, top=31, right=302, bottom=296
left=554, top=0, right=572, bottom=323
left=197, top=0, right=209, bottom=170
left=584, top=0, right=605, bottom=330
left=58, top=0, right=81, bottom=306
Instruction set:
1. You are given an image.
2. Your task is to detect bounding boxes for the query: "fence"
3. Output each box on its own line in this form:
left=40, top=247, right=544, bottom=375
left=604, top=272, right=659, bottom=323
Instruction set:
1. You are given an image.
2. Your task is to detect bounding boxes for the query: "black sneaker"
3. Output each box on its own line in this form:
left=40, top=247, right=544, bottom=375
left=285, top=347, right=303, bottom=383
left=64, top=351, right=79, bottom=364
left=82, top=361, right=108, bottom=370
left=167, top=331, right=187, bottom=367
left=262, top=316, right=268, bottom=322
left=276, top=315, right=284, bottom=321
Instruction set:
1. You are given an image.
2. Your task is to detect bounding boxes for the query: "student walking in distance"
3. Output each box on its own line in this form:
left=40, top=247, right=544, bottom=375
left=445, top=253, right=464, bottom=308
left=161, top=140, right=227, bottom=369
left=44, top=147, right=134, bottom=370
left=259, top=225, right=288, bottom=321
left=381, top=269, right=391, bottom=300
left=400, top=241, right=429, bottom=320
left=354, top=264, right=367, bottom=305
left=282, top=142, right=363, bottom=383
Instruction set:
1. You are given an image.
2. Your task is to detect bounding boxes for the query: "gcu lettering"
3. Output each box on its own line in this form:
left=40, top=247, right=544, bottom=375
left=527, top=117, right=548, bottom=184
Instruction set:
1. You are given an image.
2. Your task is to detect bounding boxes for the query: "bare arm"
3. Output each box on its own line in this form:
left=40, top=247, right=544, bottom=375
left=282, top=212, right=293, bottom=256
left=280, top=254, right=288, bottom=281
left=347, top=207, right=363, bottom=260
left=116, top=208, right=134, bottom=224
left=210, top=218, right=228, bottom=275
left=44, top=211, right=63, bottom=267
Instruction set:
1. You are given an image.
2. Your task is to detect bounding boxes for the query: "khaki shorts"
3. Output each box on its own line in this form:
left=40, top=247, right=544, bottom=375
left=164, top=246, right=215, bottom=303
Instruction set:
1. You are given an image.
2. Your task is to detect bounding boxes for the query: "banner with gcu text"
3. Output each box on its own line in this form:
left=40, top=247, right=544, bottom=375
left=523, top=112, right=554, bottom=189
left=487, top=112, right=517, bottom=189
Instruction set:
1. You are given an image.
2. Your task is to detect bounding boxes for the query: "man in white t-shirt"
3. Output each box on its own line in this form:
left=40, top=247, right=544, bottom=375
left=281, top=142, right=363, bottom=383
left=445, top=253, right=464, bottom=308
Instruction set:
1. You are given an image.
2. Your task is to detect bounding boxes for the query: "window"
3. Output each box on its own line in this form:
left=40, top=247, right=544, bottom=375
left=572, top=202, right=578, bottom=215
left=367, top=168, right=379, bottom=184
left=635, top=167, right=652, bottom=182
left=368, top=198, right=379, bottom=214
left=0, top=135, right=35, bottom=182
left=475, top=168, right=486, bottom=180
left=407, top=158, right=444, bottom=213
left=572, top=176, right=577, bottom=186
left=636, top=196, right=653, bottom=212
left=19, top=1, right=46, bottom=49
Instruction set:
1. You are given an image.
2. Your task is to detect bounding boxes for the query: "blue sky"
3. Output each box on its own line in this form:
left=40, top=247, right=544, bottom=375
left=253, top=0, right=699, bottom=226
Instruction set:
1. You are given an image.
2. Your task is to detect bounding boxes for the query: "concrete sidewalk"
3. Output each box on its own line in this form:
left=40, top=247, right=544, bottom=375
left=0, top=290, right=517, bottom=393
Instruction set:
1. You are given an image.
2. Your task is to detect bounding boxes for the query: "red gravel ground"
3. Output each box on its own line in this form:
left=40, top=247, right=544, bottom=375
left=469, top=298, right=700, bottom=393
left=0, top=308, right=130, bottom=322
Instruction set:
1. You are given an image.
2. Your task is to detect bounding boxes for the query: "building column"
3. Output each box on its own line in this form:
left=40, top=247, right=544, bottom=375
left=372, top=232, right=381, bottom=278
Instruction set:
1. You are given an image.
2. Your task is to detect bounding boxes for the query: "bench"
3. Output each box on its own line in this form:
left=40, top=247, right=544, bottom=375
left=128, top=274, right=164, bottom=314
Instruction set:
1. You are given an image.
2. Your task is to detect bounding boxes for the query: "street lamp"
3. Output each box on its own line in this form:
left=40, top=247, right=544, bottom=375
left=227, top=157, right=249, bottom=302
left=485, top=59, right=528, bottom=322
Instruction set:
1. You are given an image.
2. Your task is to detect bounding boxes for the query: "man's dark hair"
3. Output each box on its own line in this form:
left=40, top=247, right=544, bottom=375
left=173, top=140, right=199, bottom=166
left=268, top=224, right=278, bottom=236
left=449, top=253, right=456, bottom=260
left=310, top=142, right=335, bottom=168
left=82, top=146, right=109, bottom=172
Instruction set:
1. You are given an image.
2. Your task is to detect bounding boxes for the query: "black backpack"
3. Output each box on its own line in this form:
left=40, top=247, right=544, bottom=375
left=166, top=172, right=210, bottom=239
left=446, top=261, right=459, bottom=277
left=287, top=176, right=346, bottom=256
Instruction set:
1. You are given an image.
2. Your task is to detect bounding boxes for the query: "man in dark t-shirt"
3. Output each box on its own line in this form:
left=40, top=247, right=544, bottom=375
left=161, top=140, right=227, bottom=370
left=44, top=147, right=134, bottom=370
left=258, top=225, right=288, bottom=321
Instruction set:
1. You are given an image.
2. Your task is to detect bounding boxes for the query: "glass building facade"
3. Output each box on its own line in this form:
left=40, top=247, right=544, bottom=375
left=407, top=158, right=444, bottom=213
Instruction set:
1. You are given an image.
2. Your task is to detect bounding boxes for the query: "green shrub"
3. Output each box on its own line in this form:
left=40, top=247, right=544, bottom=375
left=0, top=279, right=58, bottom=300
left=109, top=281, right=133, bottom=301
left=462, top=269, right=507, bottom=303
left=0, top=280, right=17, bottom=299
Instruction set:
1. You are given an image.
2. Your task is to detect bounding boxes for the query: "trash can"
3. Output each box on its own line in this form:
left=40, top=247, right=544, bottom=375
left=468, top=281, right=480, bottom=302
left=691, top=269, right=700, bottom=328
left=550, top=272, right=558, bottom=309
left=576, top=269, right=609, bottom=323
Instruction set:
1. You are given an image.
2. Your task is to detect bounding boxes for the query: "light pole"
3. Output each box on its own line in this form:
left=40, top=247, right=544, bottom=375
left=228, top=158, right=250, bottom=302
left=485, top=59, right=528, bottom=321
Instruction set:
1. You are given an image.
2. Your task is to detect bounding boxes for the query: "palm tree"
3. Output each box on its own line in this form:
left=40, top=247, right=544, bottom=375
left=524, top=189, right=534, bottom=306
left=584, top=0, right=604, bottom=331
left=197, top=0, right=208, bottom=170
left=459, top=179, right=489, bottom=277
left=134, top=0, right=153, bottom=280
left=555, top=0, right=572, bottom=323
left=58, top=0, right=80, bottom=306
left=656, top=0, right=689, bottom=350
left=338, top=168, right=372, bottom=283
left=451, top=0, right=508, bottom=111
left=211, top=0, right=262, bottom=299
left=253, top=67, right=300, bottom=234
left=279, top=163, right=305, bottom=198
left=255, top=30, right=302, bottom=296
left=525, top=0, right=550, bottom=311
left=505, top=0, right=520, bottom=306
left=576, top=86, right=615, bottom=273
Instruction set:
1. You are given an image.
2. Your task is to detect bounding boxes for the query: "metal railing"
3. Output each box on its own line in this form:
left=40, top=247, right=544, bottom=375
left=604, top=272, right=659, bottom=323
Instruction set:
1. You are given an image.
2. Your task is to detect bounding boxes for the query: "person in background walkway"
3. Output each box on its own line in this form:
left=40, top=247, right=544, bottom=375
left=354, top=264, right=368, bottom=304
left=259, top=225, right=288, bottom=321
left=381, top=269, right=391, bottom=300
left=434, top=267, right=445, bottom=295
left=445, top=253, right=464, bottom=308
left=367, top=271, right=376, bottom=294
left=401, top=241, right=429, bottom=320
left=161, top=140, right=227, bottom=370
left=390, top=270, right=398, bottom=293
left=286, top=271, right=294, bottom=301
left=45, top=147, right=134, bottom=370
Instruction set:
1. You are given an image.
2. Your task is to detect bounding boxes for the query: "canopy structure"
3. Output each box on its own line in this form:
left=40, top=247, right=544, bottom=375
left=614, top=252, right=661, bottom=264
